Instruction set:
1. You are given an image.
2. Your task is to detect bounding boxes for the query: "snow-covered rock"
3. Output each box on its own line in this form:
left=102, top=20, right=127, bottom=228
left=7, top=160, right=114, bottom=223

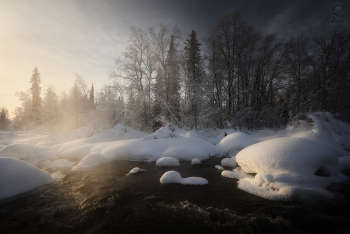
left=191, top=158, right=201, bottom=164
left=0, top=158, right=53, bottom=199
left=221, top=157, right=237, bottom=168
left=156, top=157, right=180, bottom=167
left=234, top=137, right=348, bottom=202
left=215, top=165, right=224, bottom=170
left=216, top=132, right=255, bottom=156
left=160, top=171, right=208, bottom=185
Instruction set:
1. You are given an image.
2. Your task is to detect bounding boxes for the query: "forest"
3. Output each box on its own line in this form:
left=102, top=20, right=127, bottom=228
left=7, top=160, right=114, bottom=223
left=1, top=11, right=349, bottom=132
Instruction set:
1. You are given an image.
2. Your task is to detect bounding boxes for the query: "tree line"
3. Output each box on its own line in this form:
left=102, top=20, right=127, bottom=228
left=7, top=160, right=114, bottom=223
left=6, top=11, right=350, bottom=132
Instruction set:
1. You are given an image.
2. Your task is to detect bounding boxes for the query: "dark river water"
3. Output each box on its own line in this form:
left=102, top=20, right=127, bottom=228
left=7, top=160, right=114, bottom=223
left=1, top=157, right=350, bottom=234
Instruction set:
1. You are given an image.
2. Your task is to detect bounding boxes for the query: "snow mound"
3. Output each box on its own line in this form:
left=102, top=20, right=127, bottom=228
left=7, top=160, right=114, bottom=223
left=71, top=153, right=107, bottom=171
left=161, top=145, right=209, bottom=161
left=0, top=158, right=53, bottom=199
left=191, top=158, right=201, bottom=164
left=142, top=126, right=180, bottom=140
left=0, top=143, right=57, bottom=160
left=221, top=157, right=237, bottom=168
left=339, top=156, right=350, bottom=172
left=127, top=167, right=145, bottom=175
left=160, top=171, right=208, bottom=185
left=216, top=133, right=255, bottom=156
left=215, top=165, right=224, bottom=170
left=235, top=137, right=348, bottom=202
left=156, top=157, right=180, bottom=167
left=278, top=112, right=350, bottom=156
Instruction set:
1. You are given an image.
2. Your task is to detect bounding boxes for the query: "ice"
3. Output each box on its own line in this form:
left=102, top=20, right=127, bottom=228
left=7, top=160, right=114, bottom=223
left=216, top=132, right=255, bottom=156
left=235, top=137, right=348, bottom=201
left=0, top=158, right=53, bottom=199
left=160, top=171, right=208, bottom=185
left=215, top=165, right=224, bottom=170
left=191, top=158, right=201, bottom=164
left=339, top=156, right=350, bottom=172
left=221, top=157, right=237, bottom=168
left=126, top=167, right=145, bottom=175
left=156, top=157, right=180, bottom=167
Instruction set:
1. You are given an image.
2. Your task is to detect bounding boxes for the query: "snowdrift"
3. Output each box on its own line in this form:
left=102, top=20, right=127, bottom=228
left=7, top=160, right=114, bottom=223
left=234, top=137, right=348, bottom=202
left=0, top=158, right=54, bottom=199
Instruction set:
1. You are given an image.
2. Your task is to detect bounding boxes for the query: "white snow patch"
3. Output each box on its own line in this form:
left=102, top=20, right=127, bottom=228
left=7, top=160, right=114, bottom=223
left=0, top=158, right=53, bottom=199
left=160, top=171, right=208, bottom=185
left=235, top=137, right=348, bottom=202
left=71, top=153, right=107, bottom=171
left=191, top=158, right=201, bottom=164
left=221, top=167, right=252, bottom=180
left=216, top=132, right=255, bottom=156
left=215, top=165, right=224, bottom=170
left=156, top=157, right=180, bottom=167
left=221, top=157, right=237, bottom=168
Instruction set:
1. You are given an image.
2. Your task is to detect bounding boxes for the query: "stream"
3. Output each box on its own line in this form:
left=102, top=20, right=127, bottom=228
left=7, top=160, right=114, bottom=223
left=1, top=157, right=350, bottom=233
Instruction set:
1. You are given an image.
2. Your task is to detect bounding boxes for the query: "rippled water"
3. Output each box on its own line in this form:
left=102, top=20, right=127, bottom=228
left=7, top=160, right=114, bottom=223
left=1, top=157, right=349, bottom=233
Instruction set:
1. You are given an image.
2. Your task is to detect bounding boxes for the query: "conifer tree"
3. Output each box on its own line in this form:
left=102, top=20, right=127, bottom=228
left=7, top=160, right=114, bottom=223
left=89, top=83, right=95, bottom=108
left=184, top=30, right=202, bottom=128
left=30, top=67, right=41, bottom=122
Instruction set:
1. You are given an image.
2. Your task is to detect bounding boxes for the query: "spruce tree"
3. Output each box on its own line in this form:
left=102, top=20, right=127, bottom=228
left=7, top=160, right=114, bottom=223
left=30, top=67, right=41, bottom=122
left=89, top=83, right=95, bottom=108
left=184, top=30, right=202, bottom=128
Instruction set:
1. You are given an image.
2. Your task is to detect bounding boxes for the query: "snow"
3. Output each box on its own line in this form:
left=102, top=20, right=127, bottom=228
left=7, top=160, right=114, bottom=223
left=339, top=156, right=350, bottom=172
left=215, top=165, right=224, bottom=170
left=160, top=171, right=208, bottom=185
left=41, top=159, right=74, bottom=169
left=71, top=153, right=107, bottom=171
left=126, top=167, right=145, bottom=175
left=156, top=157, right=180, bottom=167
left=275, top=112, right=350, bottom=156
left=0, top=158, right=54, bottom=199
left=216, top=132, right=255, bottom=156
left=191, top=158, right=201, bottom=164
left=234, top=137, right=348, bottom=201
left=0, top=143, right=58, bottom=161
left=71, top=137, right=219, bottom=169
left=221, top=157, right=237, bottom=168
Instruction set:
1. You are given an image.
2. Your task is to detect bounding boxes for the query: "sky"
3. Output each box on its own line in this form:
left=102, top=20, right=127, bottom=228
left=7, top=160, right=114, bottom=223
left=0, top=0, right=348, bottom=117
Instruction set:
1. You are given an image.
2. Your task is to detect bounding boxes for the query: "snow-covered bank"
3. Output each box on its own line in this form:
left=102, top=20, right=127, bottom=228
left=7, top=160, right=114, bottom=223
left=0, top=112, right=349, bottom=202
left=0, top=158, right=54, bottom=199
